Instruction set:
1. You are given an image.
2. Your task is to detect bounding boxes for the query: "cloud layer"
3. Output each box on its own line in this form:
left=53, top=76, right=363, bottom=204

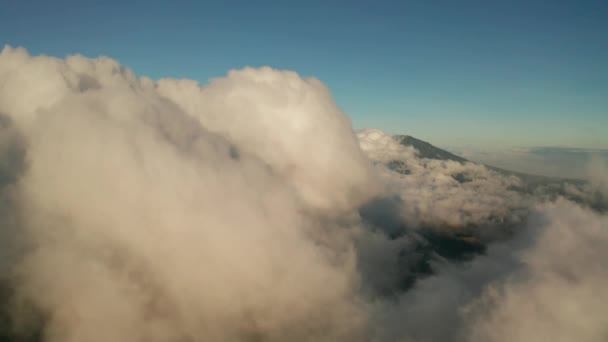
left=0, top=47, right=606, bottom=341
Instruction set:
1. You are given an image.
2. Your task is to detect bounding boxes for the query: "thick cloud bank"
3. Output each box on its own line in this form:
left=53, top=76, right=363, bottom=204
left=0, top=47, right=606, bottom=341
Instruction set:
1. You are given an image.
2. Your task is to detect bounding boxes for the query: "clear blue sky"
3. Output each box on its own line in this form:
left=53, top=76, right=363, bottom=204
left=2, top=0, right=607, bottom=148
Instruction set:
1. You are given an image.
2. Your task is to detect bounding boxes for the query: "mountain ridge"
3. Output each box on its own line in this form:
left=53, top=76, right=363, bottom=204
left=393, top=134, right=584, bottom=184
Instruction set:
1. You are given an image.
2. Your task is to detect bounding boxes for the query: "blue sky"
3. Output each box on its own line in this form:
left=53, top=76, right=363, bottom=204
left=2, top=0, right=607, bottom=149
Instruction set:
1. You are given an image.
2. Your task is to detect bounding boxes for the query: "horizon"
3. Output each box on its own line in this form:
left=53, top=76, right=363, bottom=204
left=2, top=1, right=607, bottom=149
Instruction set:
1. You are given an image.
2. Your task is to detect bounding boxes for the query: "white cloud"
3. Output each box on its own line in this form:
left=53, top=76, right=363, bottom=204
left=1, top=46, right=371, bottom=341
left=0, top=46, right=606, bottom=342
left=467, top=200, right=608, bottom=342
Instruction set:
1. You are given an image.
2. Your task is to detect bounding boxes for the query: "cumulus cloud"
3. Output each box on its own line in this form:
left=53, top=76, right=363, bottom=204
left=586, top=156, right=608, bottom=205
left=466, top=200, right=608, bottom=342
left=0, top=46, right=606, bottom=342
left=0, top=46, right=372, bottom=341
left=155, top=67, right=378, bottom=212
left=0, top=113, right=25, bottom=276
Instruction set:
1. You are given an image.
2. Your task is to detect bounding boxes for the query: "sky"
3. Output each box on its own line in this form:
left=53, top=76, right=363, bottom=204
left=1, top=0, right=607, bottom=149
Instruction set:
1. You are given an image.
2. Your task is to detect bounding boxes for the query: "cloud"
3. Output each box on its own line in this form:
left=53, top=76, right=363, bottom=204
left=0, top=113, right=26, bottom=276
left=0, top=46, right=606, bottom=342
left=466, top=200, right=608, bottom=342
left=155, top=68, right=378, bottom=213
left=587, top=156, right=608, bottom=197
left=357, top=129, right=528, bottom=232
left=0, top=46, right=372, bottom=341
left=358, top=200, right=608, bottom=342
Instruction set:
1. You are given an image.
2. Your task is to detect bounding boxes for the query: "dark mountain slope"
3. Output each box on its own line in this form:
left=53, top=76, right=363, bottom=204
left=394, top=134, right=605, bottom=212
left=395, top=135, right=467, bottom=163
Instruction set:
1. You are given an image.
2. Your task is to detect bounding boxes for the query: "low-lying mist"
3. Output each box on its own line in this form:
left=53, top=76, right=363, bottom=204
left=0, top=46, right=606, bottom=342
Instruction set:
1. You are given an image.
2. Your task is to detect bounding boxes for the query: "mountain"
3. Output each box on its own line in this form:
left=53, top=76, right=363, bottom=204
left=395, top=134, right=579, bottom=182
left=394, top=135, right=468, bottom=163
left=394, top=134, right=606, bottom=212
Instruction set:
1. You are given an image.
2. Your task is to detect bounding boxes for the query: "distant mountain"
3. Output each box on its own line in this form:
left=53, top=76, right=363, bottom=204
left=395, top=135, right=467, bottom=163
left=367, top=133, right=606, bottom=293
left=395, top=134, right=580, bottom=182
left=394, top=134, right=606, bottom=212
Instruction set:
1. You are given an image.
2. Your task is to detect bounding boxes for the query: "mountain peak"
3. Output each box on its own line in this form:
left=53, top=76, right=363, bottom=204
left=394, top=135, right=468, bottom=163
